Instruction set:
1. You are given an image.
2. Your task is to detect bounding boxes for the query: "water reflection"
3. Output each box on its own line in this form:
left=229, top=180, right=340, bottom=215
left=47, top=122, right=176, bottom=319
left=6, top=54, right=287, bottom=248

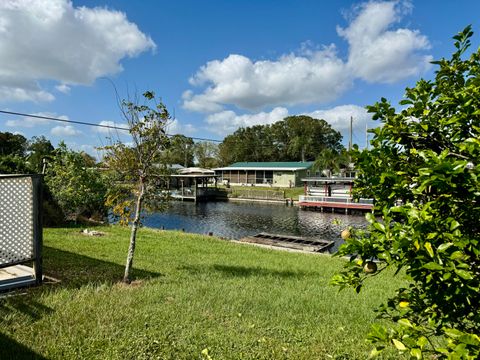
left=143, top=201, right=368, bottom=252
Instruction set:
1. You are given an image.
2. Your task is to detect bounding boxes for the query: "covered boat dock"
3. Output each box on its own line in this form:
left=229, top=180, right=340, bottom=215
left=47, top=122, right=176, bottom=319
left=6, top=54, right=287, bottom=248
left=169, top=167, right=219, bottom=202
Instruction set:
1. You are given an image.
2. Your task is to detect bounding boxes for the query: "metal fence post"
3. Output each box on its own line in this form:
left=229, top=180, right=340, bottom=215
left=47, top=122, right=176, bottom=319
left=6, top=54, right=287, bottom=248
left=32, top=175, right=43, bottom=285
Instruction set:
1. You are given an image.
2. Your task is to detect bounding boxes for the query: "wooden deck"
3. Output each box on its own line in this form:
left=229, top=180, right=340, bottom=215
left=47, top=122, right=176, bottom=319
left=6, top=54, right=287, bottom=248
left=0, top=265, right=37, bottom=292
left=239, top=233, right=334, bottom=253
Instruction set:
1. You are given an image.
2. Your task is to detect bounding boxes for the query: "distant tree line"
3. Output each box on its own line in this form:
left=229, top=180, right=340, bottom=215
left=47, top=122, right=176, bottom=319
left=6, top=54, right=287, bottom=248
left=218, top=115, right=343, bottom=165
left=0, top=114, right=344, bottom=223
left=164, top=115, right=344, bottom=168
left=164, top=135, right=220, bottom=169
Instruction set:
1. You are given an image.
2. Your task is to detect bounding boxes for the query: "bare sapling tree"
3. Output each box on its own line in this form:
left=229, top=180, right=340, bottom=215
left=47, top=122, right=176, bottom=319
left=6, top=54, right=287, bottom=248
left=102, top=91, right=170, bottom=283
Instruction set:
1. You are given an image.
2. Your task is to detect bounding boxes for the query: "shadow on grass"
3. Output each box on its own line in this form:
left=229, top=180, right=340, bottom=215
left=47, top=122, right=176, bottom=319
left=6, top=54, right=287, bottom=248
left=43, top=246, right=163, bottom=288
left=0, top=296, right=53, bottom=321
left=0, top=247, right=162, bottom=360
left=180, top=263, right=314, bottom=278
left=0, top=333, right=47, bottom=360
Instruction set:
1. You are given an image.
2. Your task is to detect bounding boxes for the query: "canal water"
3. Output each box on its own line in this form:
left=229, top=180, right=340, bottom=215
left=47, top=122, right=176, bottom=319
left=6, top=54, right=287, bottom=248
left=143, top=201, right=368, bottom=252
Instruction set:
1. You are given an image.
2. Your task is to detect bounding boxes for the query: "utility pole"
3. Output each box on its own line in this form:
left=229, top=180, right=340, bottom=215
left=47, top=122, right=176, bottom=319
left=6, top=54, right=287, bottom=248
left=349, top=116, right=353, bottom=152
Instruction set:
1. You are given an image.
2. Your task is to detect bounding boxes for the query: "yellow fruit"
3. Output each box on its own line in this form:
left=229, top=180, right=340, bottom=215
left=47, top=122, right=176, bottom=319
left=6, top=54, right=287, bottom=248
left=364, top=261, right=377, bottom=274
left=341, top=229, right=351, bottom=240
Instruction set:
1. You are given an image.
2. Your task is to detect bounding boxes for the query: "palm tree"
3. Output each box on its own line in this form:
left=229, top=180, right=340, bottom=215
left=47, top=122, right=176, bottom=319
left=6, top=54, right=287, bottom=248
left=313, top=148, right=350, bottom=177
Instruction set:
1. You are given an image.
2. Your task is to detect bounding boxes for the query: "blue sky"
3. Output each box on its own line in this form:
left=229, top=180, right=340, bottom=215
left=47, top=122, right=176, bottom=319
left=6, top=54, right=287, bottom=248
left=0, top=0, right=479, bottom=157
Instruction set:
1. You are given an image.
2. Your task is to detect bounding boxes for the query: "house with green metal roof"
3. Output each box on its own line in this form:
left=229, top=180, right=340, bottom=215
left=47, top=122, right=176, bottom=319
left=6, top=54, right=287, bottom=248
left=214, top=161, right=314, bottom=187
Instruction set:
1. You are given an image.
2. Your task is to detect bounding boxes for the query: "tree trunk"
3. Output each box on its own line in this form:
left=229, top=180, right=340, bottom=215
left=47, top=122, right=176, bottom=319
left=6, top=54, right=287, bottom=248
left=123, top=178, right=145, bottom=283
left=301, top=146, right=305, bottom=162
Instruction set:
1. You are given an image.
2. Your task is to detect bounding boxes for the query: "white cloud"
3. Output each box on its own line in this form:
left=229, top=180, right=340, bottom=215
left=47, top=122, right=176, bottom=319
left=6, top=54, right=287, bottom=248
left=184, top=1, right=431, bottom=112
left=184, top=46, right=350, bottom=112
left=338, top=1, right=431, bottom=83
left=306, top=104, right=378, bottom=148
left=166, top=118, right=197, bottom=136
left=5, top=112, right=68, bottom=127
left=94, top=120, right=129, bottom=134
left=202, top=104, right=374, bottom=142
left=306, top=104, right=372, bottom=131
left=0, top=82, right=55, bottom=103
left=205, top=107, right=289, bottom=136
left=0, top=0, right=155, bottom=102
left=51, top=125, right=81, bottom=136
left=55, top=84, right=71, bottom=94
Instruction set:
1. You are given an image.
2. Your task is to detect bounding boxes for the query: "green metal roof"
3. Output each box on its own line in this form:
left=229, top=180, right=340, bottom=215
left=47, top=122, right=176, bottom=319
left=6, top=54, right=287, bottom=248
left=215, top=161, right=314, bottom=171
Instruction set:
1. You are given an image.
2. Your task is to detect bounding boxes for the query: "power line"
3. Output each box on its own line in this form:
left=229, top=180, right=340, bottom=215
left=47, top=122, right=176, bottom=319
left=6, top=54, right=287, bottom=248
left=0, top=110, right=223, bottom=143
left=0, top=109, right=358, bottom=150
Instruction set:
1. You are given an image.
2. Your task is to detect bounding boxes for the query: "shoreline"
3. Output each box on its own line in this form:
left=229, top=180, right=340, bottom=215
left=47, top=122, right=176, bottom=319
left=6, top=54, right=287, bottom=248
left=224, top=197, right=297, bottom=206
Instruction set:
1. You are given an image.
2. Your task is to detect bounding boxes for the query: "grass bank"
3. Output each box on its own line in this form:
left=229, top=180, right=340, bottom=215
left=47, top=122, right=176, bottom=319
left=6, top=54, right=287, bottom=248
left=0, top=226, right=405, bottom=359
left=219, top=185, right=305, bottom=201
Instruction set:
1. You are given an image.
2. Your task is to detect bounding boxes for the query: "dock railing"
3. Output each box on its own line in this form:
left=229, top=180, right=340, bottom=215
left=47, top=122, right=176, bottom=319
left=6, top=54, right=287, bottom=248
left=299, top=195, right=373, bottom=205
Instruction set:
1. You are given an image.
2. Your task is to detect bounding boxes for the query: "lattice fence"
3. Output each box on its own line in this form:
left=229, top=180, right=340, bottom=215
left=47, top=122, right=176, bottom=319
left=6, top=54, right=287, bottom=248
left=0, top=175, right=42, bottom=282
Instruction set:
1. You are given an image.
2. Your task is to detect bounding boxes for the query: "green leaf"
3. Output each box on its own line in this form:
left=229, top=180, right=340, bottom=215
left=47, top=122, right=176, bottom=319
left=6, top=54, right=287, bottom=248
left=438, top=243, right=453, bottom=252
left=450, top=251, right=464, bottom=260
left=423, top=262, right=443, bottom=271
left=413, top=240, right=420, bottom=251
left=444, top=328, right=463, bottom=338
left=373, top=222, right=385, bottom=232
left=365, top=212, right=375, bottom=224
left=369, top=324, right=388, bottom=341
left=398, top=318, right=414, bottom=328
left=410, top=348, right=422, bottom=359
left=450, top=220, right=460, bottom=231
left=392, top=339, right=407, bottom=351
left=417, top=336, right=428, bottom=349
left=424, top=242, right=434, bottom=257
left=455, top=269, right=473, bottom=280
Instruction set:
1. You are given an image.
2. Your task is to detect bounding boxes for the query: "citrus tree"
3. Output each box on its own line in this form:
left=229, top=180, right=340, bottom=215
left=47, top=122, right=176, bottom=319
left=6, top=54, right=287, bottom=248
left=333, top=27, right=480, bottom=359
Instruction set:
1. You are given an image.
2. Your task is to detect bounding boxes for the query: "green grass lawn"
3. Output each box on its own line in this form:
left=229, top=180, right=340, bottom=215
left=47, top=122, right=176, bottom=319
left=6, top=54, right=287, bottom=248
left=283, top=187, right=305, bottom=200
left=219, top=185, right=305, bottom=200
left=0, top=226, right=405, bottom=359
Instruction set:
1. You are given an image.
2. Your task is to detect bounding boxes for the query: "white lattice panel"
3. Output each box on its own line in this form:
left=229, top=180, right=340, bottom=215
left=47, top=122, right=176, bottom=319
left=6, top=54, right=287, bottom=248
left=0, top=177, right=34, bottom=265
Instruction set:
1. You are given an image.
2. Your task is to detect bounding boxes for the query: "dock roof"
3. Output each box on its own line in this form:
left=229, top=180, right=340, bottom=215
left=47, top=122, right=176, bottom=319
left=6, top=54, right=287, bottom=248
left=214, top=161, right=314, bottom=171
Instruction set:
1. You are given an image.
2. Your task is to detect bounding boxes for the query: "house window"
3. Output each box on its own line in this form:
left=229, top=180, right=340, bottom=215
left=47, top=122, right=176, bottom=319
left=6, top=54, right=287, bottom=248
left=264, top=171, right=273, bottom=184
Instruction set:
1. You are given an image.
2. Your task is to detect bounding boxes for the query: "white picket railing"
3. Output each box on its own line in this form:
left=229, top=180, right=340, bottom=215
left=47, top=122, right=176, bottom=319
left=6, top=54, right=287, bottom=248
left=299, top=195, right=373, bottom=205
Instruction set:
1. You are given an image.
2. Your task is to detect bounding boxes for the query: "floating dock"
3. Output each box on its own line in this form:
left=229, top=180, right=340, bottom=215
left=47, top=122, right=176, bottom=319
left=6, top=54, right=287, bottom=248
left=239, top=233, right=334, bottom=253
left=298, top=196, right=373, bottom=213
